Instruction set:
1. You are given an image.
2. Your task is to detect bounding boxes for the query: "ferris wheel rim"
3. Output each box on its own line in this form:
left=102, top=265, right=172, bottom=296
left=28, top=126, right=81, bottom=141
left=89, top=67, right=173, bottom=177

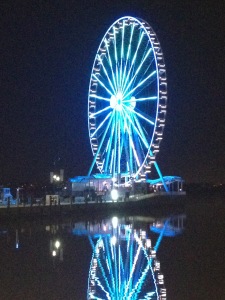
left=88, top=16, right=167, bottom=180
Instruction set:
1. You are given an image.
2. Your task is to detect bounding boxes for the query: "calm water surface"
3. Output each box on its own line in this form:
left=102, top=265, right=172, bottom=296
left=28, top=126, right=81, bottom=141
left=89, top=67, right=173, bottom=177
left=0, top=195, right=225, bottom=300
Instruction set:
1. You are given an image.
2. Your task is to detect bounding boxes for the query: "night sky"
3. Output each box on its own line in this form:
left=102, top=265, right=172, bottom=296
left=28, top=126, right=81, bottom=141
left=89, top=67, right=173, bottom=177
left=1, top=0, right=224, bottom=184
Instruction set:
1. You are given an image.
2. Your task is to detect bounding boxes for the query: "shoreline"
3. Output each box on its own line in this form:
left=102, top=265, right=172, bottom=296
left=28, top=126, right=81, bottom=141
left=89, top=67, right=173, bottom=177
left=0, top=192, right=186, bottom=222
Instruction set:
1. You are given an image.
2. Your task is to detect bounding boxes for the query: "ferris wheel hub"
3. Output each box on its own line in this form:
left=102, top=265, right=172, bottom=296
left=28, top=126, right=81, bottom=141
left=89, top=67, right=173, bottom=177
left=110, top=92, right=123, bottom=111
left=110, top=92, right=136, bottom=111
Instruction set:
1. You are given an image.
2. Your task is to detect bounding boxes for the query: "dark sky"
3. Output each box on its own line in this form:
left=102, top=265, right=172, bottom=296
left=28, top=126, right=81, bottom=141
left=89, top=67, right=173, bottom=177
left=0, top=0, right=224, bottom=184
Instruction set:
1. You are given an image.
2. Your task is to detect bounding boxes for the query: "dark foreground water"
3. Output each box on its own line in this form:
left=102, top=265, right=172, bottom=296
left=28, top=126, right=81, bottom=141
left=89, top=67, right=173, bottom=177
left=0, top=195, right=225, bottom=300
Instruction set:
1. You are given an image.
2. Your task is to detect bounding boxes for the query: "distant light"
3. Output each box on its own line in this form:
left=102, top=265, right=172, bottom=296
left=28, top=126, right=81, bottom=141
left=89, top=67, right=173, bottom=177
left=53, top=175, right=60, bottom=181
left=55, top=240, right=60, bottom=249
left=112, top=216, right=118, bottom=228
left=111, top=189, right=118, bottom=201
left=52, top=250, right=57, bottom=256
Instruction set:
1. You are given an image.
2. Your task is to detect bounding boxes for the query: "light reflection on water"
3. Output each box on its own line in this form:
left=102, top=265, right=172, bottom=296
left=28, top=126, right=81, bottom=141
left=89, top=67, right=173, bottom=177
left=0, top=214, right=185, bottom=300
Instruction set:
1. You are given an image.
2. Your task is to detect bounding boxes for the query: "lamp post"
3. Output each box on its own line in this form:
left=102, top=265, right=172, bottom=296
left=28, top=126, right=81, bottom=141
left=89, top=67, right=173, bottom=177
left=16, top=187, right=22, bottom=206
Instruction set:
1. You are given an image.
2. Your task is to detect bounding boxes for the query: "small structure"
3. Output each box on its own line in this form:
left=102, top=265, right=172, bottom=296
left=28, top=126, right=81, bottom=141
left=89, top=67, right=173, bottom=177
left=46, top=195, right=59, bottom=205
left=0, top=187, right=13, bottom=203
left=70, top=174, right=112, bottom=202
left=71, top=174, right=112, bottom=193
left=146, top=176, right=185, bottom=193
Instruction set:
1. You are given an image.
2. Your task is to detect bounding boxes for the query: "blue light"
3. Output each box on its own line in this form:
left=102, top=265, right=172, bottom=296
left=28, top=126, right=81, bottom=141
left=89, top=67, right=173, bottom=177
left=87, top=230, right=164, bottom=299
left=88, top=16, right=169, bottom=186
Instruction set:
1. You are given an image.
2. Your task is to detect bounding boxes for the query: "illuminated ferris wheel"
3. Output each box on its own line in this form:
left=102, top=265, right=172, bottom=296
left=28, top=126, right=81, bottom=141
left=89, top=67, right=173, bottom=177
left=87, top=224, right=166, bottom=299
left=88, top=16, right=167, bottom=181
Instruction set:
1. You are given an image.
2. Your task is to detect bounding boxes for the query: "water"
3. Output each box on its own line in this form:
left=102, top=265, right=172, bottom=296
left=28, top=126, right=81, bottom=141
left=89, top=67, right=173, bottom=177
left=0, top=195, right=225, bottom=300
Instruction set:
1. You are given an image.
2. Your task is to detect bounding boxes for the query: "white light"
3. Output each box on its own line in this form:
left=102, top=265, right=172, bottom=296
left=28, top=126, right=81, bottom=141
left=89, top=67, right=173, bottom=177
left=112, top=216, right=118, bottom=228
left=111, top=236, right=117, bottom=245
left=111, top=189, right=118, bottom=201
left=53, top=174, right=60, bottom=181
left=110, top=95, right=117, bottom=109
left=52, top=250, right=57, bottom=257
left=129, top=96, right=136, bottom=109
left=55, top=240, right=60, bottom=249
left=110, top=91, right=123, bottom=111
left=146, top=239, right=151, bottom=248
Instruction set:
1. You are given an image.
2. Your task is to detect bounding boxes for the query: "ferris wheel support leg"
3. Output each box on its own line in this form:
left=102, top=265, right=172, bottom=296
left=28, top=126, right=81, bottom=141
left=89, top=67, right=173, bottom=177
left=153, top=160, right=169, bottom=193
left=88, top=156, right=97, bottom=177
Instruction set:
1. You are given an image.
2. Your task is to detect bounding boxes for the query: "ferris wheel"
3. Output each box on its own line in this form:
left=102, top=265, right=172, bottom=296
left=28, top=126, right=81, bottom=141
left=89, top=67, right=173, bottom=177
left=87, top=227, right=166, bottom=299
left=88, top=16, right=167, bottom=181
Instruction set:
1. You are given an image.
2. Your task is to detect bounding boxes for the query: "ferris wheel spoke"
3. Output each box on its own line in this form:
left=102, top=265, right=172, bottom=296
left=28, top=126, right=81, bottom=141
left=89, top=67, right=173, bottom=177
left=121, top=23, right=135, bottom=88
left=124, top=244, right=142, bottom=298
left=113, top=244, right=119, bottom=297
left=123, top=96, right=157, bottom=104
left=88, top=111, right=115, bottom=176
left=129, top=137, right=135, bottom=174
left=117, top=114, right=122, bottom=174
left=105, top=237, right=117, bottom=290
left=127, top=242, right=152, bottom=299
left=93, top=73, right=114, bottom=97
left=90, top=105, right=111, bottom=118
left=123, top=70, right=156, bottom=99
left=120, top=121, right=133, bottom=175
left=128, top=106, right=155, bottom=126
left=112, top=112, right=119, bottom=176
left=105, top=41, right=118, bottom=92
left=89, top=237, right=114, bottom=298
left=122, top=47, right=152, bottom=96
left=131, top=64, right=156, bottom=99
left=132, top=263, right=157, bottom=300
left=129, top=132, right=141, bottom=169
left=119, top=20, right=125, bottom=88
left=94, top=279, right=112, bottom=300
left=113, top=26, right=120, bottom=90
left=90, top=111, right=112, bottom=139
left=109, top=149, right=114, bottom=174
left=119, top=131, right=125, bottom=171
left=122, top=31, right=145, bottom=94
left=128, top=43, right=154, bottom=95
left=123, top=109, right=149, bottom=149
left=103, top=121, right=116, bottom=173
left=97, top=54, right=117, bottom=95
left=123, top=113, right=140, bottom=173
left=90, top=94, right=111, bottom=101
left=122, top=112, right=141, bottom=168
left=133, top=115, right=150, bottom=151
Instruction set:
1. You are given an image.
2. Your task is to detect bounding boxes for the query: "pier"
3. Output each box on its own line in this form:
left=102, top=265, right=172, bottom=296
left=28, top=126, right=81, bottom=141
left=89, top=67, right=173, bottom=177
left=0, top=192, right=186, bottom=222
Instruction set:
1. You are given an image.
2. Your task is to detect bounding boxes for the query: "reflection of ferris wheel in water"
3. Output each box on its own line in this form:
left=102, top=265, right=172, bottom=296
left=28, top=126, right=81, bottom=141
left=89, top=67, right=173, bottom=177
left=88, top=16, right=167, bottom=182
left=87, top=221, right=166, bottom=299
